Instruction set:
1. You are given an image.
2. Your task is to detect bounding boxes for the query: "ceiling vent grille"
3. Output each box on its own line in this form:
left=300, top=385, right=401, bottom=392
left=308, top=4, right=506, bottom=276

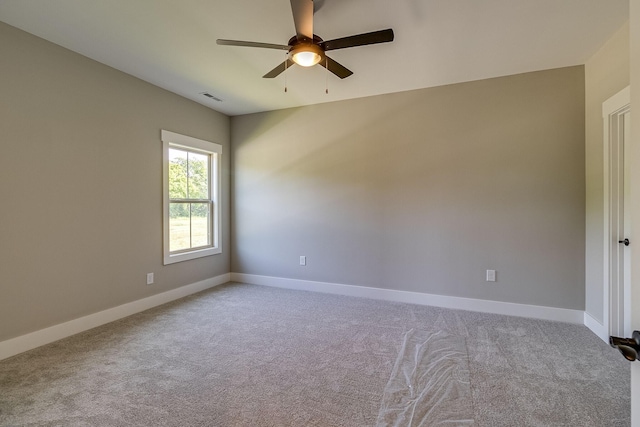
left=201, top=92, right=223, bottom=102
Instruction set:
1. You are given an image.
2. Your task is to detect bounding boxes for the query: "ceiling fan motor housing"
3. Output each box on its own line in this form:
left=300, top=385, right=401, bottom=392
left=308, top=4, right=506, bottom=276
left=288, top=38, right=324, bottom=67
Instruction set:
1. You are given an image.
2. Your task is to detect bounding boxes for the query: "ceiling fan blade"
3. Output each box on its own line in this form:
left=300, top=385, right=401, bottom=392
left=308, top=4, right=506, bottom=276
left=217, top=39, right=289, bottom=50
left=322, top=56, right=353, bottom=79
left=322, top=29, right=394, bottom=51
left=290, top=0, right=314, bottom=40
left=263, top=59, right=295, bottom=78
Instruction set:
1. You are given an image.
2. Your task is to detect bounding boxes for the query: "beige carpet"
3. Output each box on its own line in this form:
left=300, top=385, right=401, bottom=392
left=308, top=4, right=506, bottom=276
left=0, top=282, right=630, bottom=426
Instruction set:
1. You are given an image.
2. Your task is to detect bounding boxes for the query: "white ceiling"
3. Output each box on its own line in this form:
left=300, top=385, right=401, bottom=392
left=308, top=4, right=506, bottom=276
left=0, top=0, right=629, bottom=116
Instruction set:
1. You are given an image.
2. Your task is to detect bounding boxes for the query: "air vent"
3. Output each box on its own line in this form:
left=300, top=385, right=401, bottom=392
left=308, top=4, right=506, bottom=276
left=201, top=92, right=223, bottom=102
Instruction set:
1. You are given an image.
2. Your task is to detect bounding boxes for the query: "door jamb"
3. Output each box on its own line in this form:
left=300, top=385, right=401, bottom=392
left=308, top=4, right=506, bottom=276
left=603, top=85, right=631, bottom=339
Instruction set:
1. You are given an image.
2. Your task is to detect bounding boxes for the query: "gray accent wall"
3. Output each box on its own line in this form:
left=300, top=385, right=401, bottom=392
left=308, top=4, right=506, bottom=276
left=584, top=22, right=630, bottom=324
left=232, top=66, right=586, bottom=310
left=0, top=22, right=231, bottom=341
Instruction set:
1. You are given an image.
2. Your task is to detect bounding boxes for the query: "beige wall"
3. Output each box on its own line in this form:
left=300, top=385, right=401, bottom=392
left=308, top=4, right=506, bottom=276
left=584, top=22, right=630, bottom=323
left=0, top=22, right=231, bottom=341
left=231, top=66, right=586, bottom=310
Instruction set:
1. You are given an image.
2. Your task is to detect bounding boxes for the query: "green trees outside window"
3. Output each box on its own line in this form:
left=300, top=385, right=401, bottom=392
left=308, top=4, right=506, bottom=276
left=168, top=148, right=211, bottom=252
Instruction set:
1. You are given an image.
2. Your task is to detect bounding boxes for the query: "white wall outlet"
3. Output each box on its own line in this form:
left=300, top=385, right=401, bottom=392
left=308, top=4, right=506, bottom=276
left=146, top=272, right=154, bottom=285
left=486, top=269, right=496, bottom=282
left=300, top=256, right=306, bottom=266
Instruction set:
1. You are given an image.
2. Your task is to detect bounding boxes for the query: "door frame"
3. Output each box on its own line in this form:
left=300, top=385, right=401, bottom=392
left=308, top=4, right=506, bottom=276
left=602, top=85, right=631, bottom=338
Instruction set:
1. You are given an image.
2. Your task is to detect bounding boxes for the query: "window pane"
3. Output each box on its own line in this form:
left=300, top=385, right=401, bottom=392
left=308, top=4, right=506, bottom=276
left=169, top=203, right=190, bottom=252
left=169, top=149, right=188, bottom=199
left=191, top=203, right=211, bottom=248
left=188, top=152, right=209, bottom=200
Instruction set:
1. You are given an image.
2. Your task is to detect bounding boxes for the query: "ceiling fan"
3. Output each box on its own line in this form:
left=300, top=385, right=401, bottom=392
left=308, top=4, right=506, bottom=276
left=216, top=0, right=394, bottom=79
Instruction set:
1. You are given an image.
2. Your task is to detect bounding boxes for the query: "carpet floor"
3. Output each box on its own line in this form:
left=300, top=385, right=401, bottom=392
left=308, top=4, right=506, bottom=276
left=0, top=282, right=630, bottom=426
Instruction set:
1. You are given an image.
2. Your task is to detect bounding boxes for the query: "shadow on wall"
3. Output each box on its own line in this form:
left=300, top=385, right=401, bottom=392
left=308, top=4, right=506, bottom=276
left=230, top=66, right=585, bottom=309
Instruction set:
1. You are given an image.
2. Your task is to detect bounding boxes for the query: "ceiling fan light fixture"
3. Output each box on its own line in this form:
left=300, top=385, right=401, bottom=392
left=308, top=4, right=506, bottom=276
left=290, top=44, right=323, bottom=67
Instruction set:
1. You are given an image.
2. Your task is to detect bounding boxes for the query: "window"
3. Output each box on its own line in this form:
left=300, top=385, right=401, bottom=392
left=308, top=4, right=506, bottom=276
left=162, top=130, right=221, bottom=264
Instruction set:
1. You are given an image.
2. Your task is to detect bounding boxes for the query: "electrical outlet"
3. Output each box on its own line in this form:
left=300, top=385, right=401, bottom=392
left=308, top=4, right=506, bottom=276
left=300, top=256, right=306, bottom=266
left=146, top=273, right=154, bottom=285
left=486, top=269, right=496, bottom=282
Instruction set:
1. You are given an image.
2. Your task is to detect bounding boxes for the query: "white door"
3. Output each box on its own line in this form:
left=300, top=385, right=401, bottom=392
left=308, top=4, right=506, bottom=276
left=603, top=87, right=631, bottom=338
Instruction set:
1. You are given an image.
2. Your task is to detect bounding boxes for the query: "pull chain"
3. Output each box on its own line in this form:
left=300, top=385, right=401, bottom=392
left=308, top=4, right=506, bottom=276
left=284, top=52, right=288, bottom=93
left=325, top=58, right=329, bottom=94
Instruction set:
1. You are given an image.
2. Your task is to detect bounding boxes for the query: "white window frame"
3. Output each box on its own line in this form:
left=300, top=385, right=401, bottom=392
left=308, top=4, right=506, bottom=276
left=162, top=130, right=222, bottom=265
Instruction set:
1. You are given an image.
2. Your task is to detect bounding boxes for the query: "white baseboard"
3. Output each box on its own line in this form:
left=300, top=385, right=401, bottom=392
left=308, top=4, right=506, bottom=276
left=583, top=311, right=609, bottom=343
left=230, top=273, right=584, bottom=324
left=1, top=272, right=591, bottom=362
left=0, top=273, right=231, bottom=361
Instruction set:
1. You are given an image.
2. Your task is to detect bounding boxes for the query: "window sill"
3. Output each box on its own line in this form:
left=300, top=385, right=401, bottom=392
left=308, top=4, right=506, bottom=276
left=163, top=246, right=222, bottom=265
